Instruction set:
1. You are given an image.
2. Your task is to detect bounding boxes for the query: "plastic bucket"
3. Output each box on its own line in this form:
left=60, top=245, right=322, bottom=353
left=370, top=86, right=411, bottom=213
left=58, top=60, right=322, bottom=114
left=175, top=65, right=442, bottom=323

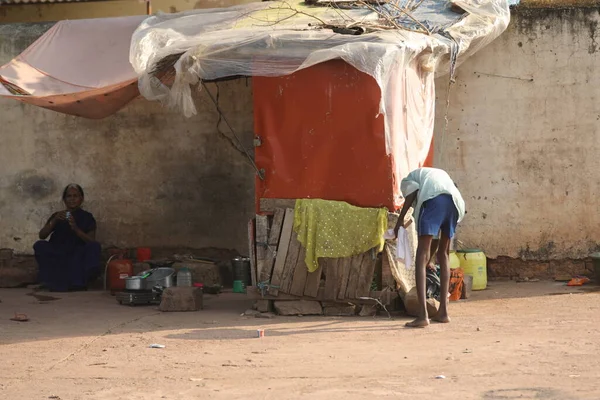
left=456, top=249, right=487, bottom=291
left=233, top=280, right=246, bottom=293
left=232, top=257, right=251, bottom=286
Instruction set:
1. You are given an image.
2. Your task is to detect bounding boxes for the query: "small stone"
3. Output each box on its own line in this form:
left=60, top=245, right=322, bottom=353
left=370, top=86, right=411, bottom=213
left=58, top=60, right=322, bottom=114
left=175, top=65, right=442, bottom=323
left=435, top=375, right=446, bottom=380
left=322, top=303, right=356, bottom=316
left=477, top=327, right=481, bottom=331
left=359, top=304, right=377, bottom=317
left=403, top=288, right=439, bottom=318
left=274, top=300, right=322, bottom=316
left=255, top=312, right=275, bottom=319
left=243, top=309, right=260, bottom=316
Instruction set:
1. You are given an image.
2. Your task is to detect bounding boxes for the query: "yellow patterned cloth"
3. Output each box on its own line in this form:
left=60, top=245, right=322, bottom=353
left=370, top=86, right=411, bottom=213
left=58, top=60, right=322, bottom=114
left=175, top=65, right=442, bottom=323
left=294, top=199, right=388, bottom=272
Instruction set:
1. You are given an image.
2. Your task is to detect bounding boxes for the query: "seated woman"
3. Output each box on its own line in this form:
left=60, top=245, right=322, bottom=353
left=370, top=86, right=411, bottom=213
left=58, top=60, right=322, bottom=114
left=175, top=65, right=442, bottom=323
left=34, top=184, right=101, bottom=292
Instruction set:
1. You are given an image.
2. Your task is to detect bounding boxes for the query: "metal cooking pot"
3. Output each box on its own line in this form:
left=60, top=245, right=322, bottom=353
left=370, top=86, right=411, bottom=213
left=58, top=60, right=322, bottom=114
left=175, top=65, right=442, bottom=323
left=140, top=267, right=175, bottom=290
left=125, top=276, right=144, bottom=291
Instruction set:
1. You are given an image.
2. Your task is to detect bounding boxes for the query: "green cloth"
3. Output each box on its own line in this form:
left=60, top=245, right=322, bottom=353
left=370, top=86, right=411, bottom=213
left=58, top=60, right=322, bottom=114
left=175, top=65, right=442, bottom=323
left=294, top=199, right=388, bottom=273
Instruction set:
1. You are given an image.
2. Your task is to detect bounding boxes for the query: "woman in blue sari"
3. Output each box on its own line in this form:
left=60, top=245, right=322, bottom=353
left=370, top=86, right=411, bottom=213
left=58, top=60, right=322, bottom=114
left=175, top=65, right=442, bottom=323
left=34, top=184, right=101, bottom=292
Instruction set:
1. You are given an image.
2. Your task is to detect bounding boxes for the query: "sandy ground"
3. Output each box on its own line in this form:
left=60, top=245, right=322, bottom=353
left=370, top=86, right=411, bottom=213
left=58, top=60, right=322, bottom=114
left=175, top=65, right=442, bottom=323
left=1, top=281, right=600, bottom=400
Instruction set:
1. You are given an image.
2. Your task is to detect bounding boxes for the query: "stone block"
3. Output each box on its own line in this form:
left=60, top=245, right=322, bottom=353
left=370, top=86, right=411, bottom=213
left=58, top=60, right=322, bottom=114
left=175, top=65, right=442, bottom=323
left=172, top=262, right=221, bottom=286
left=0, top=256, right=38, bottom=288
left=322, top=302, right=356, bottom=316
left=0, top=248, right=14, bottom=260
left=254, top=299, right=271, bottom=313
left=274, top=300, right=322, bottom=316
left=402, top=287, right=439, bottom=318
left=359, top=304, right=377, bottom=317
left=159, top=287, right=203, bottom=312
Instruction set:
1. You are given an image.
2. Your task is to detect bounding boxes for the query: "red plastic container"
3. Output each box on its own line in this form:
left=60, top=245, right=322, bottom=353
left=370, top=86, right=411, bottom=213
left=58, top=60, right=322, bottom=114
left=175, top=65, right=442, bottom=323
left=136, top=247, right=151, bottom=262
left=107, top=258, right=133, bottom=295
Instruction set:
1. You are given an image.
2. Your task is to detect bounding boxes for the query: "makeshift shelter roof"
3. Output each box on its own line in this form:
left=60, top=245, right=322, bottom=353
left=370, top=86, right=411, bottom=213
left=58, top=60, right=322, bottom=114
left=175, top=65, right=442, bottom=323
left=0, top=15, right=145, bottom=118
left=130, top=0, right=509, bottom=151
left=0, top=0, right=508, bottom=121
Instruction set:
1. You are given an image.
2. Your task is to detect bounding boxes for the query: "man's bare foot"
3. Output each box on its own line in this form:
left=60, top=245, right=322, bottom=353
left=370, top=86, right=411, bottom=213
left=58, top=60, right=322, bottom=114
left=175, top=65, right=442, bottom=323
left=432, top=314, right=451, bottom=323
left=405, top=318, right=430, bottom=328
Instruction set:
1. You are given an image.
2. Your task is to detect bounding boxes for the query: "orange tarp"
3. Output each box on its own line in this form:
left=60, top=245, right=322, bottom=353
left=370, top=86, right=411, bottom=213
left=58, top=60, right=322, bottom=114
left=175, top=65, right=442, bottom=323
left=254, top=60, right=395, bottom=210
left=253, top=60, right=434, bottom=212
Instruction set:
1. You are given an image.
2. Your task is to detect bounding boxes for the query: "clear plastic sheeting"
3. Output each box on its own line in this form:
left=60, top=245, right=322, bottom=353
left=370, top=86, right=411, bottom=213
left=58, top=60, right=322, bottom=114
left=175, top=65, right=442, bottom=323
left=131, top=0, right=509, bottom=147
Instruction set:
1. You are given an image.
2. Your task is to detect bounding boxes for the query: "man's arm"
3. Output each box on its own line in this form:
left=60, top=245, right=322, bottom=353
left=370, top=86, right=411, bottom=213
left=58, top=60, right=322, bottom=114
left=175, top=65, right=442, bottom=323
left=393, top=190, right=418, bottom=236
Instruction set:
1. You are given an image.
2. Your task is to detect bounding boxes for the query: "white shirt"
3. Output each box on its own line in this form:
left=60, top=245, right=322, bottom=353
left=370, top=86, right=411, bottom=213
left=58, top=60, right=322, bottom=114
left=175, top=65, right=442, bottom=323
left=400, top=168, right=466, bottom=226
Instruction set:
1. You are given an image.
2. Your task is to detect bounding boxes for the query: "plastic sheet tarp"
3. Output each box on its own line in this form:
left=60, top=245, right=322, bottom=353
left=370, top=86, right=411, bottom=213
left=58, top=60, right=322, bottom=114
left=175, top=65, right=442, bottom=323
left=130, top=0, right=510, bottom=153
left=0, top=15, right=146, bottom=119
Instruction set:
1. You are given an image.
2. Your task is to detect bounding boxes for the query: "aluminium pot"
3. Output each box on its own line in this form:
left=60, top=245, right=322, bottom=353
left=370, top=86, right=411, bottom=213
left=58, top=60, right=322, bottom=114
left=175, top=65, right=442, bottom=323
left=125, top=276, right=145, bottom=290
left=141, top=267, right=175, bottom=290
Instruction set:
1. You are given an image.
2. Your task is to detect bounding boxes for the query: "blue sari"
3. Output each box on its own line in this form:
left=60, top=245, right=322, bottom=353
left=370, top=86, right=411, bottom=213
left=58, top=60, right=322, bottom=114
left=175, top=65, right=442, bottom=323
left=34, top=208, right=101, bottom=291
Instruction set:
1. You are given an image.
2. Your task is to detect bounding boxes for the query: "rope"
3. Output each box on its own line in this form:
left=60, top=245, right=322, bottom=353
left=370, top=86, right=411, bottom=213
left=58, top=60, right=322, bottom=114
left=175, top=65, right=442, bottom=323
left=201, top=81, right=265, bottom=180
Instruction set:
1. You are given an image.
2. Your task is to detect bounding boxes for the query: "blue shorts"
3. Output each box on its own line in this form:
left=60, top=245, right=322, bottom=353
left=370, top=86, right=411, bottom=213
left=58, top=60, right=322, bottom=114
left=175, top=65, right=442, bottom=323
left=417, top=194, right=458, bottom=238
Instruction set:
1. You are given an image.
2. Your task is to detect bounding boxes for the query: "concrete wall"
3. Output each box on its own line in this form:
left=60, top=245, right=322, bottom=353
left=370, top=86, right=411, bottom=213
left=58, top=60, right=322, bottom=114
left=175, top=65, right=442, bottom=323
left=0, top=1, right=148, bottom=23
left=434, top=6, right=600, bottom=260
left=0, top=0, right=258, bottom=23
left=0, top=24, right=255, bottom=255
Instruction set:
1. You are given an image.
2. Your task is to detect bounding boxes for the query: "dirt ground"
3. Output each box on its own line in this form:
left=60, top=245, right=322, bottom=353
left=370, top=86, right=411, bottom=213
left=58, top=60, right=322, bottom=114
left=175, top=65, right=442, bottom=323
left=1, top=281, right=600, bottom=400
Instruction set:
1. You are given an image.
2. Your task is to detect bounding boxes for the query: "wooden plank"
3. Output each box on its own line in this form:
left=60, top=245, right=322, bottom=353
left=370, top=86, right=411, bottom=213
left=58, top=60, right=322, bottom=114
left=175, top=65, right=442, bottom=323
left=356, top=250, right=378, bottom=299
left=279, top=233, right=302, bottom=293
left=260, top=208, right=285, bottom=283
left=255, top=215, right=269, bottom=284
left=247, top=286, right=325, bottom=301
left=269, top=208, right=295, bottom=296
left=260, top=198, right=296, bottom=213
left=323, top=259, right=340, bottom=301
left=248, top=218, right=257, bottom=287
left=247, top=286, right=396, bottom=305
left=303, top=249, right=323, bottom=297
left=345, top=252, right=364, bottom=299
left=337, top=257, right=352, bottom=301
left=289, top=245, right=309, bottom=296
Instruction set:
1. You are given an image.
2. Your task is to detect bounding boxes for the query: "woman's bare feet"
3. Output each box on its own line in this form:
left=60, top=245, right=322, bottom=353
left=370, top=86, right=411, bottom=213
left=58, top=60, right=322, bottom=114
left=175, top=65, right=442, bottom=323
left=432, top=314, right=451, bottom=323
left=405, top=318, right=430, bottom=328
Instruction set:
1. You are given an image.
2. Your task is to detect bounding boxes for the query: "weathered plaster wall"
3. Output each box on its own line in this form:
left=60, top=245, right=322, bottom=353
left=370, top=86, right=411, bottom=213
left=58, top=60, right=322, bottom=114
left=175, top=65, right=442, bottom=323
left=0, top=24, right=255, bottom=255
left=0, top=0, right=259, bottom=23
left=434, top=6, right=600, bottom=260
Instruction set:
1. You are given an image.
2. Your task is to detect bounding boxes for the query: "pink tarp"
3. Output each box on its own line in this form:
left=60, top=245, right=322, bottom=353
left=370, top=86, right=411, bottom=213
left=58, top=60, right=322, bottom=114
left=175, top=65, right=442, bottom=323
left=0, top=15, right=146, bottom=119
